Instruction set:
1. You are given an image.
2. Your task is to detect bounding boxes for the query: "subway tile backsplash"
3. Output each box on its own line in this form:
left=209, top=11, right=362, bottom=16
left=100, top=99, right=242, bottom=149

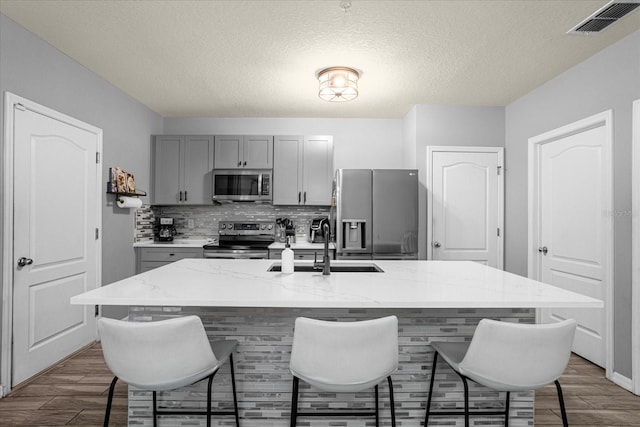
left=136, top=204, right=330, bottom=241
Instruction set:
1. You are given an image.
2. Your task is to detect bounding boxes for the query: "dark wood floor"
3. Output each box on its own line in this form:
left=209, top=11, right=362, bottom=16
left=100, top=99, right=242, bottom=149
left=0, top=342, right=638, bottom=426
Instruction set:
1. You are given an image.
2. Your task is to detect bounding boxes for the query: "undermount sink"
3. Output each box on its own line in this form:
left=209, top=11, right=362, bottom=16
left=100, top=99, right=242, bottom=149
left=267, top=263, right=384, bottom=273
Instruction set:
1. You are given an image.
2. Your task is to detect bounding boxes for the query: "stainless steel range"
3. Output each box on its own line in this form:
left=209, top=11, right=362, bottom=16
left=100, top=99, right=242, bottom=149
left=203, top=220, right=275, bottom=259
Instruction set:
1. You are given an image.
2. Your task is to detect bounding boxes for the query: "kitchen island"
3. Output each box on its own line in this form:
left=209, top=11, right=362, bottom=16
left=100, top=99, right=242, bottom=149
left=72, top=259, right=602, bottom=427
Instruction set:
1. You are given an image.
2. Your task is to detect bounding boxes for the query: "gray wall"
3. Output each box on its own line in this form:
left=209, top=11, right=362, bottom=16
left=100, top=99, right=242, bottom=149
left=163, top=117, right=405, bottom=171
left=0, top=11, right=163, bottom=373
left=413, top=104, right=506, bottom=259
left=505, top=30, right=640, bottom=378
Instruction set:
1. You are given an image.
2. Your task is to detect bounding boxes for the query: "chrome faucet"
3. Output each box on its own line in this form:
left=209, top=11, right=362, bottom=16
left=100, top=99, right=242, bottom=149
left=313, top=222, right=331, bottom=275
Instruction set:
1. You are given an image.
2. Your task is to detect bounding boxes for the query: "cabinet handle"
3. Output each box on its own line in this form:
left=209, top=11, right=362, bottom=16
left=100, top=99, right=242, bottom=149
left=298, top=192, right=301, bottom=203
left=184, top=190, right=188, bottom=201
left=169, top=253, right=175, bottom=256
left=179, top=191, right=183, bottom=201
left=243, top=161, right=247, bottom=167
left=304, top=192, right=307, bottom=203
left=238, top=161, right=242, bottom=167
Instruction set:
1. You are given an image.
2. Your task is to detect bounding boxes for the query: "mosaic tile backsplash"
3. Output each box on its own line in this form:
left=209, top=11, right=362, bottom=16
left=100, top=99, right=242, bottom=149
left=135, top=204, right=330, bottom=242
left=127, top=306, right=536, bottom=427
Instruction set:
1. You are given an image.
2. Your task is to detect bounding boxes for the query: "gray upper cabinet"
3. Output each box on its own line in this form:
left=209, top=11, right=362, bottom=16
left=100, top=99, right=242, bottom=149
left=152, top=135, right=214, bottom=205
left=214, top=135, right=273, bottom=169
left=273, top=135, right=334, bottom=205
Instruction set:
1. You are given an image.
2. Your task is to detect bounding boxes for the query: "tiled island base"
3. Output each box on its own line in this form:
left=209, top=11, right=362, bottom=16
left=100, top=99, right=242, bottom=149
left=127, top=306, right=535, bottom=427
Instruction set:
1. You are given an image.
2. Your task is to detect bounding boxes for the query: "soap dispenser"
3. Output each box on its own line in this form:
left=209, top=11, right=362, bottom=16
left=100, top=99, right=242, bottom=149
left=282, top=237, right=294, bottom=274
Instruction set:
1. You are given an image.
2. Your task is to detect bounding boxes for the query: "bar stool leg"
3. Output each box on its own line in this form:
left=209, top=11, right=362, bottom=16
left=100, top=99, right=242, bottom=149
left=103, top=376, right=118, bottom=427
left=460, top=375, right=470, bottom=427
left=374, top=384, right=379, bottom=427
left=152, top=390, right=159, bottom=427
left=555, top=380, right=569, bottom=427
left=290, top=376, right=299, bottom=427
left=424, top=351, right=439, bottom=426
left=207, top=373, right=214, bottom=427
left=229, top=354, right=240, bottom=427
left=387, top=376, right=397, bottom=427
left=505, top=391, right=511, bottom=426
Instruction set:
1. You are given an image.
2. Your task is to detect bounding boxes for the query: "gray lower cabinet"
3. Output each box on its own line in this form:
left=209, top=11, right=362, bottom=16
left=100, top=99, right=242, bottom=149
left=214, top=135, right=273, bottom=169
left=152, top=135, right=214, bottom=205
left=273, top=135, right=334, bottom=205
left=269, top=248, right=335, bottom=260
left=136, top=247, right=204, bottom=273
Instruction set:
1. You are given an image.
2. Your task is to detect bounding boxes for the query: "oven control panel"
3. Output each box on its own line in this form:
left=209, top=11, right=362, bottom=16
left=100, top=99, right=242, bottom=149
left=219, top=221, right=275, bottom=236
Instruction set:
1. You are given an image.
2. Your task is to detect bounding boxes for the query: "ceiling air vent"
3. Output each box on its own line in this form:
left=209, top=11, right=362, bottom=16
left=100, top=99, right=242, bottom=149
left=568, top=1, right=640, bottom=34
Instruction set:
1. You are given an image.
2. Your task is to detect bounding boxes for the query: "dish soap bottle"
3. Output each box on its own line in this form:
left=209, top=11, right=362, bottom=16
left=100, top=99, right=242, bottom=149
left=282, top=237, right=294, bottom=274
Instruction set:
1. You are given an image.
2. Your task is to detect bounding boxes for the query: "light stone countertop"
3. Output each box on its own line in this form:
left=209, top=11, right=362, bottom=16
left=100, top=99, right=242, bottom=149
left=71, top=259, right=602, bottom=309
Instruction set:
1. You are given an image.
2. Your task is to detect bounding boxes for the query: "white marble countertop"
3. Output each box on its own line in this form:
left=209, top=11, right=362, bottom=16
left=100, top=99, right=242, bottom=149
left=133, top=239, right=213, bottom=248
left=268, top=241, right=336, bottom=250
left=71, top=259, right=602, bottom=309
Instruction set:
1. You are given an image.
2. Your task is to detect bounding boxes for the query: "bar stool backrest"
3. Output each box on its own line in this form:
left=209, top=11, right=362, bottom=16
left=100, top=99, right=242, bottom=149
left=458, top=318, right=577, bottom=391
left=98, top=316, right=217, bottom=391
left=289, top=315, right=399, bottom=392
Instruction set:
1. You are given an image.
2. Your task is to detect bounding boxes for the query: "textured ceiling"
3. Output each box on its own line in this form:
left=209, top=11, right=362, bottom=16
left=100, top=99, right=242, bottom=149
left=1, top=0, right=639, bottom=118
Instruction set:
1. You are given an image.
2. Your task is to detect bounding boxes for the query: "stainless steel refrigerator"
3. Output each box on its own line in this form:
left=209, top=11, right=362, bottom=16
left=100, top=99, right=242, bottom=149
left=333, top=169, right=418, bottom=260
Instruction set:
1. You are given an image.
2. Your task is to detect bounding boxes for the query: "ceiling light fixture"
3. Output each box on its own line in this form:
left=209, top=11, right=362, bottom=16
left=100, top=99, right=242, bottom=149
left=317, top=67, right=360, bottom=102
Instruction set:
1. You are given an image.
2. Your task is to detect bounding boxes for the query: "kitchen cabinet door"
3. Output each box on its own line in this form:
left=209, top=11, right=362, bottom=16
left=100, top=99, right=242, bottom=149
left=183, top=135, right=214, bottom=204
left=302, top=136, right=334, bottom=205
left=214, top=135, right=243, bottom=168
left=273, top=135, right=333, bottom=206
left=244, top=135, right=273, bottom=168
left=273, top=136, right=303, bottom=205
left=152, top=135, right=214, bottom=205
left=153, top=136, right=182, bottom=204
left=214, top=135, right=273, bottom=169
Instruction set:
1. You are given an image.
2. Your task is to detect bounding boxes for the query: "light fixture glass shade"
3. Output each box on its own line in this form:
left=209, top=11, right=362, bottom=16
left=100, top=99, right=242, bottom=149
left=317, top=67, right=359, bottom=102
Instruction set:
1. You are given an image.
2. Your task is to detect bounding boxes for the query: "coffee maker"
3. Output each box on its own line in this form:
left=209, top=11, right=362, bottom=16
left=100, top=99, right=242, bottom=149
left=157, top=217, right=177, bottom=242
left=308, top=217, right=330, bottom=243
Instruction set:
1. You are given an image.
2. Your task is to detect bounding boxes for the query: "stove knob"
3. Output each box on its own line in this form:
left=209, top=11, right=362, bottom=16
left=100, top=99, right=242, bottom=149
left=220, top=224, right=226, bottom=230
left=267, top=224, right=273, bottom=230
left=261, top=224, right=266, bottom=230
left=228, top=223, right=234, bottom=230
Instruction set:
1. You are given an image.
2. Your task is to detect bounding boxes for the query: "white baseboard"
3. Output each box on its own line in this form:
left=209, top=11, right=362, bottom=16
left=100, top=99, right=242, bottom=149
left=0, top=384, right=5, bottom=398
left=612, top=371, right=634, bottom=393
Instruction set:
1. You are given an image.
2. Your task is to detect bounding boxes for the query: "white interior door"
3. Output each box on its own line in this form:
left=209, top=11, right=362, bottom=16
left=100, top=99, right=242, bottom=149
left=11, top=100, right=101, bottom=386
left=427, top=147, right=504, bottom=269
left=530, top=111, right=612, bottom=370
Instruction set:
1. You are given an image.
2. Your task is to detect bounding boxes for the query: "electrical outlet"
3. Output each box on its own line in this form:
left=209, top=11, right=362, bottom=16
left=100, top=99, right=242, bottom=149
left=187, top=219, right=195, bottom=229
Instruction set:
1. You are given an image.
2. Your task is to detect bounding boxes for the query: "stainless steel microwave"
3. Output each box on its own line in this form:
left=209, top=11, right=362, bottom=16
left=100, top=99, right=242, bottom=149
left=212, top=169, right=272, bottom=202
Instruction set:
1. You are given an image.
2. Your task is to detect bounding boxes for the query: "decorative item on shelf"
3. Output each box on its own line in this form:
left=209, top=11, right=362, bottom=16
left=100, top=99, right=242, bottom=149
left=106, top=166, right=146, bottom=209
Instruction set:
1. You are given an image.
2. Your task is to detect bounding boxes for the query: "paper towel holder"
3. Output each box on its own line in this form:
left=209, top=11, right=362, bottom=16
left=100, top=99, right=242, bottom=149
left=106, top=184, right=147, bottom=206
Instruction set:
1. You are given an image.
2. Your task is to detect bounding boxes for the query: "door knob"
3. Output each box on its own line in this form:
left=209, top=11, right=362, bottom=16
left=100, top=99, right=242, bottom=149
left=17, top=257, right=33, bottom=267
left=433, top=241, right=441, bottom=248
left=538, top=246, right=548, bottom=255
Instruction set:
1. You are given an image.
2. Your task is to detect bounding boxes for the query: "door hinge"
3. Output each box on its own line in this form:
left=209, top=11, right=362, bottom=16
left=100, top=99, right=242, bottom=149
left=96, top=152, right=100, bottom=164
left=94, top=305, right=99, bottom=317
left=95, top=228, right=99, bottom=240
left=497, top=227, right=500, bottom=237
left=15, top=103, right=26, bottom=111
left=497, top=165, right=502, bottom=175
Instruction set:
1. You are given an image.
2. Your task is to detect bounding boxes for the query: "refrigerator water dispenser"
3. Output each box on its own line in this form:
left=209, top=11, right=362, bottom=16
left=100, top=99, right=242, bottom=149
left=342, top=219, right=366, bottom=250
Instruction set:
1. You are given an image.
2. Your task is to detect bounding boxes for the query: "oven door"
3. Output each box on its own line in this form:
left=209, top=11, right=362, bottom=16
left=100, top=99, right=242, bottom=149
left=212, top=169, right=272, bottom=202
left=203, top=248, right=269, bottom=259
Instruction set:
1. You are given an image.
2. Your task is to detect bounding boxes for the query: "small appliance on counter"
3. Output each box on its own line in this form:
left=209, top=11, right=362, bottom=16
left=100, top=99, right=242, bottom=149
left=157, top=217, right=177, bottom=242
left=308, top=217, right=330, bottom=243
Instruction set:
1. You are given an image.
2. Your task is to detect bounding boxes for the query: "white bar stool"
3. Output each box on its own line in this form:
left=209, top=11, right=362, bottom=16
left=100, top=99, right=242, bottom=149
left=98, top=315, right=240, bottom=427
left=425, top=318, right=577, bottom=427
left=289, top=315, right=399, bottom=427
